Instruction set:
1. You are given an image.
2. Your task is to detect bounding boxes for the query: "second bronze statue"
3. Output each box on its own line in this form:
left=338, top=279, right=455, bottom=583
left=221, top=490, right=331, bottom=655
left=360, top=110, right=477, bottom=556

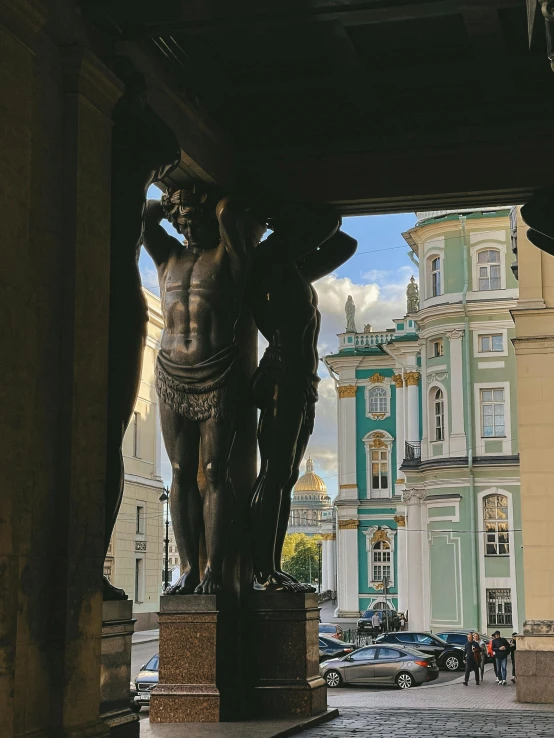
left=144, top=188, right=357, bottom=593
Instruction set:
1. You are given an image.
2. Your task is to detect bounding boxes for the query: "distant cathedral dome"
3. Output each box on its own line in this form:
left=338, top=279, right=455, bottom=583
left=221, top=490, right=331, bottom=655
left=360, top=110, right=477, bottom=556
left=293, top=457, right=327, bottom=495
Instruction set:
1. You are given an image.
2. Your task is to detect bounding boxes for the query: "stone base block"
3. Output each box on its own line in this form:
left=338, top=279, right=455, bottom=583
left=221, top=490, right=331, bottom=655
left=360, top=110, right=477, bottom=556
left=248, top=592, right=327, bottom=719
left=100, top=600, right=139, bottom=738
left=149, top=685, right=220, bottom=722
left=515, top=624, right=554, bottom=703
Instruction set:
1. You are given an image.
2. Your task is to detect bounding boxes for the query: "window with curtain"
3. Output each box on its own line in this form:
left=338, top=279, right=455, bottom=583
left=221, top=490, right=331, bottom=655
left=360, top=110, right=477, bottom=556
left=477, top=249, right=501, bottom=290
left=481, top=388, right=505, bottom=437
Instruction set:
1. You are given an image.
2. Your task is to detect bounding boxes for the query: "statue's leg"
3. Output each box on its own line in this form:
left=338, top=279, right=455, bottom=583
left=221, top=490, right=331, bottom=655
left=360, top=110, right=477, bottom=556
left=195, top=417, right=236, bottom=594
left=160, top=400, right=203, bottom=594
left=251, top=388, right=305, bottom=587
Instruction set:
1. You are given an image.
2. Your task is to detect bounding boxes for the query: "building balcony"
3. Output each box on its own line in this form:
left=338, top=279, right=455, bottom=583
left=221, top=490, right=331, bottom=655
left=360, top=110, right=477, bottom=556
left=403, top=441, right=421, bottom=466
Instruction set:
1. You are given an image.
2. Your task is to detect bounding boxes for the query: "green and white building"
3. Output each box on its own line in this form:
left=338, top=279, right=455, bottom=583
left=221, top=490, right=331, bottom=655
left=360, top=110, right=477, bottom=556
left=323, top=208, right=524, bottom=636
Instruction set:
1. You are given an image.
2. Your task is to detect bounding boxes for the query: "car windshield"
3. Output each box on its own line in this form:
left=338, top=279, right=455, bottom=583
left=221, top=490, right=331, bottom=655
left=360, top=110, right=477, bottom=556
left=144, top=655, right=159, bottom=671
left=361, top=612, right=373, bottom=619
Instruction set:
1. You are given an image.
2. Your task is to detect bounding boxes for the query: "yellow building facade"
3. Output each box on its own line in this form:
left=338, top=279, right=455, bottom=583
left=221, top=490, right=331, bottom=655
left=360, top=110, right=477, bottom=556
left=104, top=289, right=165, bottom=631
left=513, top=208, right=554, bottom=701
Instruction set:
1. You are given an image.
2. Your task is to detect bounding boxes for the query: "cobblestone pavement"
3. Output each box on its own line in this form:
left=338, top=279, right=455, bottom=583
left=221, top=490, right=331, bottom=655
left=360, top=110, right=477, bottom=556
left=303, top=708, right=554, bottom=737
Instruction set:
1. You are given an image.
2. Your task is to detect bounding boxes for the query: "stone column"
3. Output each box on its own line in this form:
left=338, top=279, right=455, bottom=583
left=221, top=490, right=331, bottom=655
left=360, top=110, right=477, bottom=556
left=405, top=371, right=421, bottom=444
left=404, top=489, right=426, bottom=630
left=321, top=533, right=336, bottom=592
left=336, top=518, right=360, bottom=617
left=394, top=513, right=408, bottom=614
left=419, top=340, right=429, bottom=460
left=392, top=374, right=405, bottom=475
left=447, top=330, right=467, bottom=455
left=337, top=384, right=358, bottom=496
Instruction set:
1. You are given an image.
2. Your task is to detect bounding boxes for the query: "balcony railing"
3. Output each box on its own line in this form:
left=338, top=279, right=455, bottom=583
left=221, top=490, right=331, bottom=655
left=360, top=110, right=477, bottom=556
left=404, top=441, right=421, bottom=461
left=354, top=332, right=392, bottom=347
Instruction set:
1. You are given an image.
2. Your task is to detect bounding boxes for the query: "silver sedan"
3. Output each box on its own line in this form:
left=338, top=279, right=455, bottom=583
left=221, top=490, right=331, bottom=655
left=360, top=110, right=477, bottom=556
left=320, top=644, right=439, bottom=689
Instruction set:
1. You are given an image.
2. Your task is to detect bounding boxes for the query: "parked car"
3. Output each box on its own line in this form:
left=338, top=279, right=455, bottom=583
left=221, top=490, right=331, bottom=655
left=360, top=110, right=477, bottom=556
left=435, top=629, right=494, bottom=663
left=374, top=631, right=464, bottom=671
left=319, top=622, right=344, bottom=640
left=320, top=644, right=439, bottom=689
left=130, top=654, right=158, bottom=712
left=319, top=635, right=355, bottom=662
left=357, top=609, right=399, bottom=633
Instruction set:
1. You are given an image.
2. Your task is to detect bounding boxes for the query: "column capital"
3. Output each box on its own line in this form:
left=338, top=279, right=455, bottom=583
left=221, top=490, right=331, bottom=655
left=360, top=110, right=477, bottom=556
left=320, top=533, right=336, bottom=540
left=404, top=371, right=420, bottom=387
left=403, top=488, right=426, bottom=505
left=394, top=514, right=406, bottom=527
left=337, top=384, right=357, bottom=399
left=391, top=373, right=404, bottom=389
left=446, top=329, right=465, bottom=341
left=338, top=518, right=359, bottom=529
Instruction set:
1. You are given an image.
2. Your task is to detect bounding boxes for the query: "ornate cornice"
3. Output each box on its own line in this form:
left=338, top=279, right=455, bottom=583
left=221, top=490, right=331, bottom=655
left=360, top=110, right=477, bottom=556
left=391, top=373, right=404, bottom=389
left=394, top=514, right=406, bottom=527
left=338, top=519, right=359, bottom=529
left=320, top=533, right=336, bottom=540
left=369, top=372, right=386, bottom=384
left=446, top=329, right=464, bottom=341
left=404, top=371, right=421, bottom=387
left=338, top=385, right=357, bottom=399
left=339, top=484, right=357, bottom=489
left=403, top=488, right=426, bottom=505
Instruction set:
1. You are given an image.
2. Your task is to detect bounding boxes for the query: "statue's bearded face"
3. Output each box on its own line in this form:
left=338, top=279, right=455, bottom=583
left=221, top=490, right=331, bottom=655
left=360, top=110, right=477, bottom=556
left=162, top=188, right=220, bottom=249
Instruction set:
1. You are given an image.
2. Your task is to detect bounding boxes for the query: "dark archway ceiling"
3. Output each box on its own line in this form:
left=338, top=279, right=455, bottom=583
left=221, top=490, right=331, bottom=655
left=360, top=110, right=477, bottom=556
left=82, top=1, right=554, bottom=213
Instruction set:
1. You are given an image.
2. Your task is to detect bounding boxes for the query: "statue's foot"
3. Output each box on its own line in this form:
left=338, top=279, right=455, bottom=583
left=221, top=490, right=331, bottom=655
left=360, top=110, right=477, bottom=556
left=275, top=569, right=300, bottom=585
left=165, top=571, right=200, bottom=595
left=103, top=576, right=128, bottom=601
left=252, top=571, right=299, bottom=592
left=194, top=568, right=223, bottom=595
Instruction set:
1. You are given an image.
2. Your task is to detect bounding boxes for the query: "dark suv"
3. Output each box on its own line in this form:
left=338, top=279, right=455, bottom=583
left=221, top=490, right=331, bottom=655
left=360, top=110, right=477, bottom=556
left=435, top=629, right=493, bottom=663
left=357, top=609, right=399, bottom=633
left=374, top=631, right=464, bottom=671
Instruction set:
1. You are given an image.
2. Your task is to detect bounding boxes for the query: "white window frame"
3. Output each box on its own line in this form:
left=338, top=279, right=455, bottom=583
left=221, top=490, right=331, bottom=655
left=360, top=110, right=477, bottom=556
left=371, top=540, right=392, bottom=582
left=431, top=338, right=444, bottom=358
left=476, top=249, right=502, bottom=291
left=472, top=327, right=509, bottom=358
left=480, top=388, right=506, bottom=438
left=364, top=526, right=396, bottom=587
left=365, top=381, right=391, bottom=420
left=433, top=388, right=445, bottom=441
left=428, top=382, right=450, bottom=458
left=430, top=255, right=442, bottom=297
left=470, top=241, right=507, bottom=293
left=473, top=381, right=512, bottom=455
left=363, top=431, right=394, bottom=500
left=483, top=493, right=510, bottom=557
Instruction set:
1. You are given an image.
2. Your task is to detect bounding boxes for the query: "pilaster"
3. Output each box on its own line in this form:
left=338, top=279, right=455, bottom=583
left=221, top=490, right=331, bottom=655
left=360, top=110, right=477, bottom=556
left=336, top=517, right=360, bottom=617
left=405, top=371, right=420, bottom=444
left=392, top=373, right=405, bottom=479
left=337, top=384, right=358, bottom=498
left=447, top=329, right=467, bottom=455
left=403, top=488, right=427, bottom=630
left=394, top=513, right=408, bottom=614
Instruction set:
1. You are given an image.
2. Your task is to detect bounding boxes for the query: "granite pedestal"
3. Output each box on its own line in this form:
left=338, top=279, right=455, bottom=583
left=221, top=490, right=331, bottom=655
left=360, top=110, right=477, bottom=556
left=151, top=595, right=239, bottom=723
left=248, top=592, right=326, bottom=718
left=516, top=620, right=554, bottom=703
left=100, top=600, right=139, bottom=738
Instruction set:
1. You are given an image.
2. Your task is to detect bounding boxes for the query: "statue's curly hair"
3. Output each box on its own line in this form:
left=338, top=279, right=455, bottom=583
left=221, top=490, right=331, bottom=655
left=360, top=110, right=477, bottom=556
left=161, top=184, right=221, bottom=229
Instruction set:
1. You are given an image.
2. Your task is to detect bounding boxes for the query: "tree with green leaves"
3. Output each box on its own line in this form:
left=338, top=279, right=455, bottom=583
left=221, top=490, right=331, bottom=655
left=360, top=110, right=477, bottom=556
left=282, top=532, right=322, bottom=584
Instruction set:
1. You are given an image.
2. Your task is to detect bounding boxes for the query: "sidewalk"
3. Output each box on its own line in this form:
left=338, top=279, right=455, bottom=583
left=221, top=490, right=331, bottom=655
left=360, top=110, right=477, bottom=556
left=319, top=600, right=358, bottom=627
left=133, top=629, right=159, bottom=645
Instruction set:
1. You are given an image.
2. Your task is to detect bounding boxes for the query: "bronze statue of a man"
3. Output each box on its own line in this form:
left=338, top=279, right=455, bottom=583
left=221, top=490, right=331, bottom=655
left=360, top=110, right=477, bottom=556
left=248, top=208, right=357, bottom=590
left=143, top=188, right=264, bottom=594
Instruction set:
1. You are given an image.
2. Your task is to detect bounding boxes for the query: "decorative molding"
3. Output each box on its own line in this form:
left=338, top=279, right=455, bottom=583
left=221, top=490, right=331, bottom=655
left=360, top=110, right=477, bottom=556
left=403, top=488, right=426, bottom=505
left=339, top=484, right=357, bottom=489
left=369, top=372, right=387, bottom=384
left=338, top=385, right=357, bottom=398
left=369, top=412, right=386, bottom=420
left=446, top=329, right=465, bottom=341
left=320, top=533, right=336, bottom=540
left=394, top=515, right=406, bottom=527
left=135, top=541, right=147, bottom=552
left=369, top=438, right=387, bottom=448
left=371, top=528, right=390, bottom=544
left=427, top=372, right=448, bottom=384
left=338, top=519, right=359, bottom=529
left=404, top=371, right=421, bottom=387
left=392, top=374, right=404, bottom=389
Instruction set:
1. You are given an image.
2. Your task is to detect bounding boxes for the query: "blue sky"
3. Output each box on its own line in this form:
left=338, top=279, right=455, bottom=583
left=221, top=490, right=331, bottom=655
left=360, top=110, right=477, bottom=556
left=140, top=185, right=418, bottom=498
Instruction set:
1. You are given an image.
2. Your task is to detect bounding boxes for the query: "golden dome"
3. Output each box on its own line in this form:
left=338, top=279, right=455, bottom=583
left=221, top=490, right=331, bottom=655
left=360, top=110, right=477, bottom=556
left=294, top=457, right=327, bottom=494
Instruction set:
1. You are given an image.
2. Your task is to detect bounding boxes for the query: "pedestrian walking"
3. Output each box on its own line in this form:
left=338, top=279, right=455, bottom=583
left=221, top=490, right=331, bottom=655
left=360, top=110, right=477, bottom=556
left=486, top=637, right=498, bottom=680
left=400, top=613, right=406, bottom=631
left=491, top=630, right=511, bottom=685
left=371, top=611, right=381, bottom=638
left=473, top=632, right=487, bottom=682
left=463, top=632, right=481, bottom=686
left=510, top=632, right=517, bottom=683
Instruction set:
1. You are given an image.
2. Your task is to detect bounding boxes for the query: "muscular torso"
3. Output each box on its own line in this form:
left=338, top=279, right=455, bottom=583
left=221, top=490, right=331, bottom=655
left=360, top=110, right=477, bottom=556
left=253, top=260, right=320, bottom=376
left=159, top=240, right=242, bottom=365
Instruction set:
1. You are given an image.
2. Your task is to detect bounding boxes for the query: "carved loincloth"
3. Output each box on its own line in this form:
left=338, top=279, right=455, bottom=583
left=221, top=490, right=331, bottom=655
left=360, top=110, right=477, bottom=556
left=254, top=346, right=319, bottom=431
left=155, top=344, right=238, bottom=422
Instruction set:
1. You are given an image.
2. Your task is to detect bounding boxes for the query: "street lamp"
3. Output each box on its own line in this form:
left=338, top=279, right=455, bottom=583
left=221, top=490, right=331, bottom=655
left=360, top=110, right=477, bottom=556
left=159, top=486, right=170, bottom=592
left=383, top=576, right=390, bottom=632
left=316, top=539, right=322, bottom=594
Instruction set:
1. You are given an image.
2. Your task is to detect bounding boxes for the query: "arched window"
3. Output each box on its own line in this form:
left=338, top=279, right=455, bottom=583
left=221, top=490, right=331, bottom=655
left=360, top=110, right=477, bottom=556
left=372, top=541, right=391, bottom=582
left=484, top=494, right=509, bottom=555
left=434, top=389, right=445, bottom=441
left=477, top=249, right=501, bottom=291
left=368, top=386, right=387, bottom=414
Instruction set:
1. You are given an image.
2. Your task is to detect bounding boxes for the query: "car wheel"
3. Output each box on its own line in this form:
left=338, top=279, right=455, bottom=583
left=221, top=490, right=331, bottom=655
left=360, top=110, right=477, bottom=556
left=396, top=672, right=415, bottom=689
left=130, top=704, right=141, bottom=714
left=325, top=670, right=343, bottom=688
left=444, top=654, right=461, bottom=671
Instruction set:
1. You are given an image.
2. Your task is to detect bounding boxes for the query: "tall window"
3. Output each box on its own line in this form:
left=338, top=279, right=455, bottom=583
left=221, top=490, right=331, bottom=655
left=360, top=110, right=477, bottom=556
left=479, top=334, right=503, bottom=353
left=484, top=494, right=509, bottom=555
left=481, top=389, right=505, bottom=437
left=368, top=386, right=388, bottom=414
left=431, top=257, right=441, bottom=296
left=370, top=449, right=389, bottom=497
left=432, top=339, right=444, bottom=357
left=434, top=389, right=445, bottom=441
left=487, top=588, right=512, bottom=627
left=372, top=541, right=391, bottom=582
left=132, top=411, right=140, bottom=457
left=477, top=249, right=501, bottom=291
left=134, top=558, right=144, bottom=603
left=136, top=505, right=145, bottom=534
